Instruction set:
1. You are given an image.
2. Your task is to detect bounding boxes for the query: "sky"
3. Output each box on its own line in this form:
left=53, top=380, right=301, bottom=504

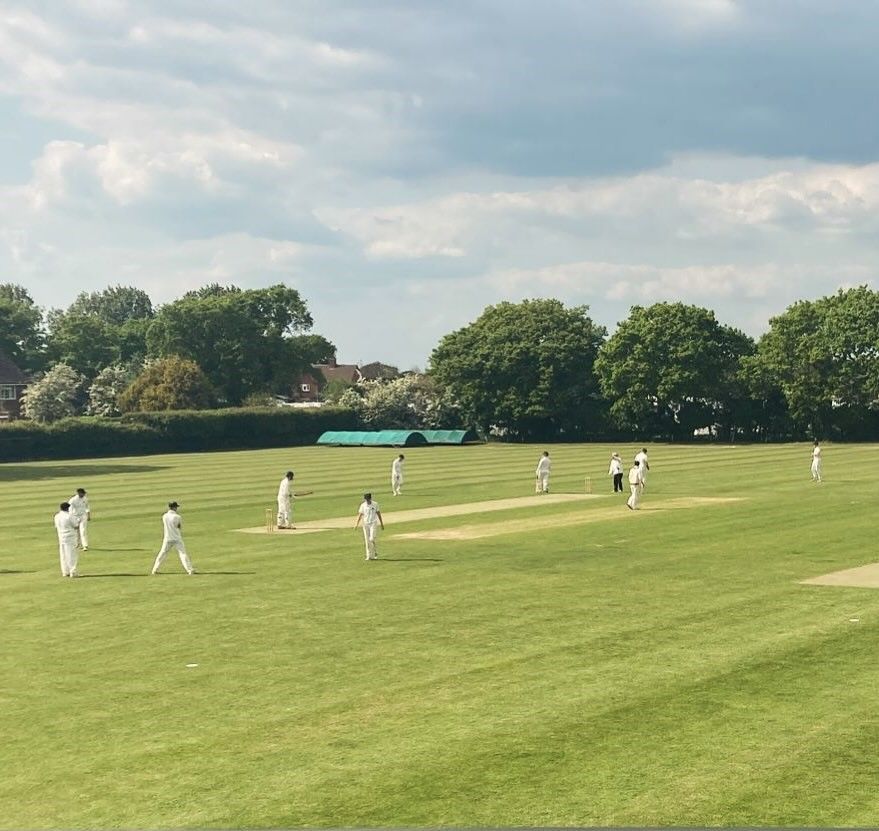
left=2, top=0, right=879, bottom=368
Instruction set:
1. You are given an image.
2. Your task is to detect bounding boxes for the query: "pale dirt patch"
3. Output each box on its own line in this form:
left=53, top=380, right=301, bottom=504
left=394, top=497, right=745, bottom=541
left=801, top=563, right=879, bottom=589
left=234, top=492, right=604, bottom=535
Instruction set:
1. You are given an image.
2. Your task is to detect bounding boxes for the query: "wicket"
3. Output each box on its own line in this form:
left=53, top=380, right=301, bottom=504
left=265, top=507, right=275, bottom=533
left=584, top=477, right=592, bottom=494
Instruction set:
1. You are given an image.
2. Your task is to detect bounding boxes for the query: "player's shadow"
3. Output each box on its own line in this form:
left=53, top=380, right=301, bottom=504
left=87, top=547, right=151, bottom=552
left=80, top=570, right=256, bottom=578
left=78, top=573, right=148, bottom=578
left=0, top=569, right=35, bottom=574
left=195, top=571, right=256, bottom=575
left=378, top=557, right=443, bottom=563
left=0, top=463, right=169, bottom=481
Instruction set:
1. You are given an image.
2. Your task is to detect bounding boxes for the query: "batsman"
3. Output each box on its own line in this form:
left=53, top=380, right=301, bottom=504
left=276, top=470, right=314, bottom=530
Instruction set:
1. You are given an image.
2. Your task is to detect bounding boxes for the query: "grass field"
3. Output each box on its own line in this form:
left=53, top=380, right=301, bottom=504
left=2, top=441, right=879, bottom=828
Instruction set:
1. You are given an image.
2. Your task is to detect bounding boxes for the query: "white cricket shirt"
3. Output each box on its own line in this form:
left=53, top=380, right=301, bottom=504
left=359, top=501, right=380, bottom=525
left=162, top=510, right=183, bottom=542
left=54, top=511, right=79, bottom=543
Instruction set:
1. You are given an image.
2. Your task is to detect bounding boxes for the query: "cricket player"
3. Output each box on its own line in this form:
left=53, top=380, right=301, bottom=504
left=811, top=440, right=823, bottom=483
left=535, top=451, right=551, bottom=493
left=68, top=487, right=90, bottom=550
left=634, top=447, right=650, bottom=487
left=276, top=471, right=313, bottom=529
left=151, top=501, right=195, bottom=575
left=608, top=453, right=623, bottom=493
left=391, top=454, right=405, bottom=496
left=626, top=461, right=642, bottom=510
left=354, top=492, right=384, bottom=560
left=54, top=501, right=81, bottom=578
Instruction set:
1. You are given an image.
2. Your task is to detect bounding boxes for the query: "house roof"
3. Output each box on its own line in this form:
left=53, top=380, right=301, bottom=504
left=314, top=362, right=361, bottom=385
left=0, top=353, right=27, bottom=384
left=360, top=361, right=399, bottom=380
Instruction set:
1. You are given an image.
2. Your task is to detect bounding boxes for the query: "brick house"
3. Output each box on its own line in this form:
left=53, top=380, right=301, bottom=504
left=0, top=353, right=29, bottom=420
left=292, top=356, right=363, bottom=403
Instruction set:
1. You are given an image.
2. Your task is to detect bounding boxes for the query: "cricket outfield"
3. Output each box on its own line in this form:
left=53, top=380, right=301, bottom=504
left=1, top=442, right=878, bottom=828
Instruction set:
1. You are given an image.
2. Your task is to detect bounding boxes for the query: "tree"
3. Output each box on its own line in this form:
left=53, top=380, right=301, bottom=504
left=47, top=313, right=120, bottom=380
left=0, top=283, right=45, bottom=372
left=429, top=299, right=607, bottom=439
left=66, top=286, right=154, bottom=326
left=146, top=284, right=318, bottom=404
left=594, top=302, right=755, bottom=437
left=118, top=356, right=217, bottom=412
left=746, top=286, right=879, bottom=437
left=87, top=365, right=136, bottom=416
left=351, top=375, right=457, bottom=429
left=21, top=363, right=85, bottom=423
left=46, top=286, right=154, bottom=378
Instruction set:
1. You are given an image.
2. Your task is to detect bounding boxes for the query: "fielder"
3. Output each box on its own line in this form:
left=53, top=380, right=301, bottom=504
left=151, top=501, right=195, bottom=575
left=276, top=471, right=313, bottom=529
left=535, top=451, right=551, bottom=493
left=634, top=447, right=649, bottom=487
left=354, top=492, right=384, bottom=561
left=68, top=487, right=90, bottom=550
left=54, top=501, right=81, bottom=578
left=391, top=454, right=405, bottom=496
left=626, top=460, right=642, bottom=510
left=608, top=452, right=623, bottom=493
left=811, top=440, right=823, bottom=483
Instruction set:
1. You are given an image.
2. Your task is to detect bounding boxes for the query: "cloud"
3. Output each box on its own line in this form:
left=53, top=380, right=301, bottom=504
left=314, top=160, right=879, bottom=263
left=3, top=1, right=879, bottom=367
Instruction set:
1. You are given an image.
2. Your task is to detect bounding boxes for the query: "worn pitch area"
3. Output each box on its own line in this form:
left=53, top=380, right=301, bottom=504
left=394, top=496, right=746, bottom=540
left=234, top=494, right=743, bottom=538
left=801, top=562, right=879, bottom=589
left=234, top=492, right=602, bottom=534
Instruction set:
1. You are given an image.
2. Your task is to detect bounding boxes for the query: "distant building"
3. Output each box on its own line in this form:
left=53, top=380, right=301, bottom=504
left=359, top=362, right=399, bottom=381
left=0, top=353, right=29, bottom=420
left=292, top=355, right=363, bottom=403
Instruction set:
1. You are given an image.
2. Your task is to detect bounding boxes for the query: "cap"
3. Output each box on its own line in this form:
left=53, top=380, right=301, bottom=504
left=168, top=501, right=179, bottom=508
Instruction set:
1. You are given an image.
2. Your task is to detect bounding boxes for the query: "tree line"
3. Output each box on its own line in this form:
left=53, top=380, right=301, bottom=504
left=427, top=289, right=879, bottom=441
left=5, top=281, right=879, bottom=440
left=0, top=283, right=335, bottom=420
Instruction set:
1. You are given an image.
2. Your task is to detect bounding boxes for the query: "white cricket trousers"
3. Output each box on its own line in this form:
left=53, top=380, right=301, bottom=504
left=77, top=518, right=89, bottom=549
left=811, top=460, right=822, bottom=481
left=277, top=497, right=292, bottom=528
left=536, top=473, right=549, bottom=493
left=391, top=474, right=403, bottom=495
left=59, top=541, right=78, bottom=576
left=152, top=540, right=194, bottom=574
left=362, top=523, right=379, bottom=560
left=627, top=484, right=641, bottom=510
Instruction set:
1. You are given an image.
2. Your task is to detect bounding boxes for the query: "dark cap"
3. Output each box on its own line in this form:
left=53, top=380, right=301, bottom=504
left=363, top=492, right=372, bottom=500
left=168, top=501, right=179, bottom=508
left=76, top=488, right=86, bottom=495
left=60, top=502, right=70, bottom=511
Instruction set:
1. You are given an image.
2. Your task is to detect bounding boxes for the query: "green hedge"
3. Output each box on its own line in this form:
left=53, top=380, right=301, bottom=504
left=0, top=407, right=359, bottom=462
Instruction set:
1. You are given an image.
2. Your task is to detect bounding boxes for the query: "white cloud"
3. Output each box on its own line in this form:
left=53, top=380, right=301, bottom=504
left=652, top=0, right=741, bottom=31
left=3, top=2, right=879, bottom=367
left=315, top=160, right=879, bottom=261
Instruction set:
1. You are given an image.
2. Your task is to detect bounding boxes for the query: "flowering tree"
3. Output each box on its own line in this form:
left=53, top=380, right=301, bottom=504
left=21, top=363, right=85, bottom=423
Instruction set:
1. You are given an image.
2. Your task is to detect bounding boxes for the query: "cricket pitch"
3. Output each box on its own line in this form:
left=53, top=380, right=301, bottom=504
left=235, top=493, right=603, bottom=534
left=800, top=562, right=879, bottom=589
left=235, top=494, right=743, bottom=538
